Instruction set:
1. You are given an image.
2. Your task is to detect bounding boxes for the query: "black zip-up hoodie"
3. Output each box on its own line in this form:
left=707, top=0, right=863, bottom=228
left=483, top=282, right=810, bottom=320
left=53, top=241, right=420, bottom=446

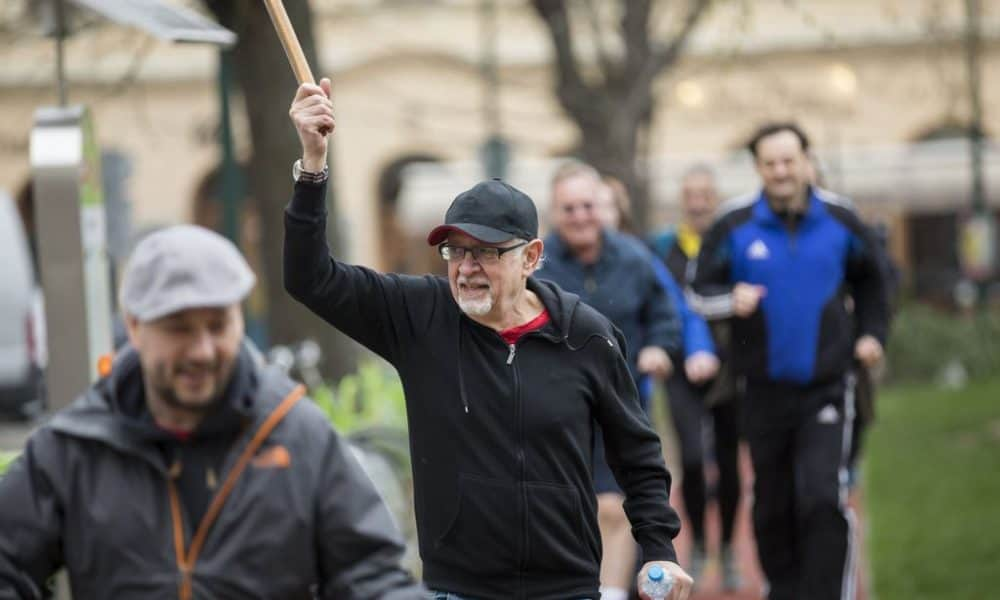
left=285, top=181, right=680, bottom=600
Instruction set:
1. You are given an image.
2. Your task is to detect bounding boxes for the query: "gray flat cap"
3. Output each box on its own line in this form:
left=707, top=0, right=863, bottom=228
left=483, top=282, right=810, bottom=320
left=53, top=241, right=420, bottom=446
left=120, top=225, right=256, bottom=321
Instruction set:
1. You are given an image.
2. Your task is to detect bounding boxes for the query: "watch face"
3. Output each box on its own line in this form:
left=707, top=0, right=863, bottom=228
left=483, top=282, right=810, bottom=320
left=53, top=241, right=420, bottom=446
left=293, top=159, right=302, bottom=181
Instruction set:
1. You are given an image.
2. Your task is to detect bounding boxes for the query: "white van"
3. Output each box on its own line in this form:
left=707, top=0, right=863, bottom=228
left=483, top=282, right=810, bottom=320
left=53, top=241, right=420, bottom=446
left=0, top=191, right=46, bottom=420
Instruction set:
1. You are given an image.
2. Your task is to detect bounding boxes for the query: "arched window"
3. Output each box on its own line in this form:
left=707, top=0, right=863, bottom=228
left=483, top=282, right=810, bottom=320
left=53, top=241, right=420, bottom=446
left=376, top=154, right=440, bottom=274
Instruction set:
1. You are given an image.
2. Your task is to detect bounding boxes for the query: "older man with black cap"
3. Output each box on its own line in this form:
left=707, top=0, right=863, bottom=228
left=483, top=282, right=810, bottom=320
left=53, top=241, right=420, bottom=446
left=0, top=225, right=424, bottom=600
left=285, top=79, right=693, bottom=600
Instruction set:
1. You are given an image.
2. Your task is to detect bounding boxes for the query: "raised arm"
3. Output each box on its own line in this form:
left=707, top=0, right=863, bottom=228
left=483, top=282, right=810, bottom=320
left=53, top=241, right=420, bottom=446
left=284, top=80, right=439, bottom=363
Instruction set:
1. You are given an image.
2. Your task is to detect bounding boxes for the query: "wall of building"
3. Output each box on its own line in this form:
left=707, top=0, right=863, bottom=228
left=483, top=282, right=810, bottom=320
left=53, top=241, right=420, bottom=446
left=1, top=0, right=997, bottom=282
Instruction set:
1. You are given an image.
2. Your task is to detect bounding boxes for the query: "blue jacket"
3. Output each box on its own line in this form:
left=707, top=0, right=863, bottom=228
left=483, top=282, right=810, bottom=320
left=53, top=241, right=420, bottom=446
left=691, top=188, right=889, bottom=386
left=540, top=230, right=681, bottom=380
left=615, top=235, right=715, bottom=360
left=648, top=250, right=715, bottom=360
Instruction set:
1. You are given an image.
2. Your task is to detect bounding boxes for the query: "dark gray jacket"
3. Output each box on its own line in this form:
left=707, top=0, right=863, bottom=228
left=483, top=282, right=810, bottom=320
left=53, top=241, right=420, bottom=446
left=0, top=346, right=424, bottom=600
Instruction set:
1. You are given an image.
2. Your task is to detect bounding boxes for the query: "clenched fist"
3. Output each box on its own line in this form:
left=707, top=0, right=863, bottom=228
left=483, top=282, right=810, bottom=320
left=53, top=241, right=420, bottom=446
left=854, top=334, right=884, bottom=368
left=289, top=77, right=335, bottom=171
left=732, top=283, right=766, bottom=318
left=684, top=351, right=720, bottom=384
left=637, top=346, right=673, bottom=380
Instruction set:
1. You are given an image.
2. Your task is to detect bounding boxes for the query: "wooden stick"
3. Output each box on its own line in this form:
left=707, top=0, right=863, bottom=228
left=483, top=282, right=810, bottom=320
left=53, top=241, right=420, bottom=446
left=262, top=0, right=315, bottom=85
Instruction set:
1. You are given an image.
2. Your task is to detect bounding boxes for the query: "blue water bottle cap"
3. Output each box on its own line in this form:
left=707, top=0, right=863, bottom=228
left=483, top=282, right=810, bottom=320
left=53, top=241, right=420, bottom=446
left=648, top=565, right=664, bottom=582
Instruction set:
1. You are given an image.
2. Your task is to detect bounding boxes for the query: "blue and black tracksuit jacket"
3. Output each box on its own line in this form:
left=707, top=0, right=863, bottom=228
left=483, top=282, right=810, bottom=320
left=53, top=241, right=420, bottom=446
left=691, top=188, right=889, bottom=387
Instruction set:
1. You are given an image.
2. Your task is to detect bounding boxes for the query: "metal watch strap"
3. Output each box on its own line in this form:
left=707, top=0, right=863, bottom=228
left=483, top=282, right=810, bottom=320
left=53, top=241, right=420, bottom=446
left=293, top=159, right=329, bottom=184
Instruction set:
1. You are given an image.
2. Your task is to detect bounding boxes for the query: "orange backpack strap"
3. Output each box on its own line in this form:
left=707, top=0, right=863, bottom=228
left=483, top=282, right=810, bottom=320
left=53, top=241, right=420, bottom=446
left=173, top=384, right=306, bottom=600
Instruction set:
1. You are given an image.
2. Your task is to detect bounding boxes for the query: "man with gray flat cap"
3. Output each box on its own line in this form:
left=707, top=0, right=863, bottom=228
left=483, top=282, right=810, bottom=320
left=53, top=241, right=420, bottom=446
left=285, top=79, right=693, bottom=600
left=0, top=224, right=424, bottom=600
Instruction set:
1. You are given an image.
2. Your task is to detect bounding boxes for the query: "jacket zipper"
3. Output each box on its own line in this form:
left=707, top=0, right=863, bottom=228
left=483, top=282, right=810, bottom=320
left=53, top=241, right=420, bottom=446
left=503, top=330, right=597, bottom=598
left=508, top=342, right=527, bottom=599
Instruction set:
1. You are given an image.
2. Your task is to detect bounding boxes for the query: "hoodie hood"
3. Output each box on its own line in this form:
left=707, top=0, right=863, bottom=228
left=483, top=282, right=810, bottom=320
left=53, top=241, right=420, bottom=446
left=528, top=276, right=624, bottom=353
left=526, top=276, right=578, bottom=340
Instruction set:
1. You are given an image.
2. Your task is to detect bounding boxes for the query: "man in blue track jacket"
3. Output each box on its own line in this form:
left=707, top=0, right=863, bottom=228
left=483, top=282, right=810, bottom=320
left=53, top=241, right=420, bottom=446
left=691, top=123, right=889, bottom=600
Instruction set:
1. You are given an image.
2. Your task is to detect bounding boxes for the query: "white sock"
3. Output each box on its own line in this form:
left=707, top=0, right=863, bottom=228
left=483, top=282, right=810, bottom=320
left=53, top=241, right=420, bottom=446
left=599, top=587, right=628, bottom=600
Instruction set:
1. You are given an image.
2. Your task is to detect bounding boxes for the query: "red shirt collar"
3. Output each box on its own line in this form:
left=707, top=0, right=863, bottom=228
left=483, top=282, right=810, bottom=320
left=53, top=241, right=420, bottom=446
left=499, top=309, right=551, bottom=345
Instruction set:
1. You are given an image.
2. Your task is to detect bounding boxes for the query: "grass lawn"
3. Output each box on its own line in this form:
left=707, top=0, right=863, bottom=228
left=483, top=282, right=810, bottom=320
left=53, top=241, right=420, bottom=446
left=865, top=377, right=1000, bottom=600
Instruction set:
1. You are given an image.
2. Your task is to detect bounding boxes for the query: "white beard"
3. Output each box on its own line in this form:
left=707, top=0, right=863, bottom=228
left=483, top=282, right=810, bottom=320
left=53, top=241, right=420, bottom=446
left=456, top=276, right=494, bottom=316
left=458, top=295, right=493, bottom=316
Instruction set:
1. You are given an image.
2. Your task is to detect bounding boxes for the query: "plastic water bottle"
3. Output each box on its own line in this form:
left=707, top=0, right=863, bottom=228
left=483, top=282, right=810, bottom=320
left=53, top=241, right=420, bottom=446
left=639, top=564, right=674, bottom=600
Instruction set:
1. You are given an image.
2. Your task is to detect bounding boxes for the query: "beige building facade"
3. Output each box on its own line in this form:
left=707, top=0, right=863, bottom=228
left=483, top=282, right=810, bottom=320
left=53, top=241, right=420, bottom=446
left=1, top=0, right=998, bottom=292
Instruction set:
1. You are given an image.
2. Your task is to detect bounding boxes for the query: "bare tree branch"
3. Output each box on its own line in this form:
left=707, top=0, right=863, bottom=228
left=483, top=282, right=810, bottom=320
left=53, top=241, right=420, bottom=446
left=621, top=0, right=653, bottom=86
left=651, top=0, right=714, bottom=74
left=620, top=0, right=712, bottom=129
left=100, top=34, right=156, bottom=99
left=530, top=0, right=604, bottom=130
left=531, top=0, right=711, bottom=230
left=582, top=0, right=615, bottom=85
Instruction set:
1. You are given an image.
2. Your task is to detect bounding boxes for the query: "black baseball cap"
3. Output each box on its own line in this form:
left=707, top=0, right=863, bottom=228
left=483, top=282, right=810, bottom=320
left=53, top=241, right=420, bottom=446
left=427, top=178, right=539, bottom=246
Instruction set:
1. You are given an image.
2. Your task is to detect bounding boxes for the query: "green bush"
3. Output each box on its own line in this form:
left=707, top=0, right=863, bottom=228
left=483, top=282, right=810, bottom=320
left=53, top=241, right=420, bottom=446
left=309, top=360, right=418, bottom=572
left=886, top=304, right=1000, bottom=383
left=0, top=451, right=17, bottom=476
left=310, top=360, right=408, bottom=455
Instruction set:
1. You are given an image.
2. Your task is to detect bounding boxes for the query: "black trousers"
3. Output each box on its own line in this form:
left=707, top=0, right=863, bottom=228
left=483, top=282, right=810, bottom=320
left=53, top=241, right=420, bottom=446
left=666, top=373, right=741, bottom=547
left=744, top=375, right=857, bottom=600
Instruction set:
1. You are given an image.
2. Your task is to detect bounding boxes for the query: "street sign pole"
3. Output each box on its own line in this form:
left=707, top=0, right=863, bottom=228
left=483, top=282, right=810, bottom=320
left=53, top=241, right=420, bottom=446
left=30, top=106, right=114, bottom=411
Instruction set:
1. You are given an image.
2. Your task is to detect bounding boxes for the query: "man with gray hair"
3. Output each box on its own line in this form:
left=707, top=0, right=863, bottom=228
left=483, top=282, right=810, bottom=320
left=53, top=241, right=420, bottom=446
left=0, top=225, right=424, bottom=600
left=539, top=160, right=682, bottom=600
left=286, top=79, right=693, bottom=600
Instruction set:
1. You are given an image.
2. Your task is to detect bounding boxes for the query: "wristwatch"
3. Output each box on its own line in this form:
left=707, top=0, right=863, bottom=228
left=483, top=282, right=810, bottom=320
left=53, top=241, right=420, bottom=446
left=292, top=159, right=329, bottom=184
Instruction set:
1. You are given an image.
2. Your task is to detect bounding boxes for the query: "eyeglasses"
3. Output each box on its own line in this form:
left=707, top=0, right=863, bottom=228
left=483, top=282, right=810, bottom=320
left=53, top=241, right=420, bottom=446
left=438, top=241, right=528, bottom=264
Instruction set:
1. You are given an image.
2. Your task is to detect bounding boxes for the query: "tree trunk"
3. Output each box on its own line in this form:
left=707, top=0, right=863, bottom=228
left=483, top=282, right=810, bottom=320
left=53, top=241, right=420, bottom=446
left=577, top=102, right=653, bottom=232
left=531, top=0, right=711, bottom=233
left=206, top=1, right=357, bottom=378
